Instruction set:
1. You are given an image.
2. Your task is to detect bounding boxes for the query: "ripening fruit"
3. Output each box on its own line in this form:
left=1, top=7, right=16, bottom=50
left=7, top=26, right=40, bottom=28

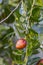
left=36, top=59, right=43, bottom=65
left=16, top=39, right=27, bottom=49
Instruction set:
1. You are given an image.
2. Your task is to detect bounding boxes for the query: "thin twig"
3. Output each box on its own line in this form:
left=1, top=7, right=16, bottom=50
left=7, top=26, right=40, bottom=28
left=26, top=0, right=35, bottom=33
left=0, top=1, right=21, bottom=24
left=28, top=0, right=35, bottom=20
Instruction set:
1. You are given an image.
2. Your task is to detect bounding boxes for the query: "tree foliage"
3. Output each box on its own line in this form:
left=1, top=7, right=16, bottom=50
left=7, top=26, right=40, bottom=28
left=0, top=0, right=43, bottom=65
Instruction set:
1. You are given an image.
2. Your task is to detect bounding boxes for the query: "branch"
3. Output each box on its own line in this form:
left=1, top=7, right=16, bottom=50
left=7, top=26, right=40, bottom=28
left=28, top=0, right=35, bottom=19
left=24, top=0, right=35, bottom=65
left=0, top=1, right=21, bottom=24
left=26, top=0, right=35, bottom=33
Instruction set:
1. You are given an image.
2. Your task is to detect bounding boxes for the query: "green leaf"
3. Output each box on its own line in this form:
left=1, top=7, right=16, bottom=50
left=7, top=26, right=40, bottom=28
left=0, top=27, right=14, bottom=50
left=30, top=6, right=40, bottom=22
left=36, top=0, right=43, bottom=6
left=0, top=58, right=4, bottom=65
left=0, top=25, right=10, bottom=38
left=32, top=39, right=40, bottom=49
left=28, top=29, right=38, bottom=40
left=14, top=5, right=21, bottom=21
left=13, top=55, right=24, bottom=64
left=27, top=39, right=33, bottom=56
left=1, top=6, right=15, bottom=23
left=0, top=27, right=14, bottom=40
left=13, top=49, right=24, bottom=56
left=32, top=49, right=39, bottom=54
left=28, top=57, right=40, bottom=65
left=26, top=29, right=40, bottom=56
left=24, top=0, right=33, bottom=11
left=6, top=47, right=25, bottom=64
left=9, top=0, right=20, bottom=7
left=0, top=25, right=9, bottom=32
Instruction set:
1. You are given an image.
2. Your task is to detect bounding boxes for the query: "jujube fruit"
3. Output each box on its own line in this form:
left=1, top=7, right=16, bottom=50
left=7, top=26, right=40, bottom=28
left=36, top=59, right=43, bottom=65
left=16, top=39, right=27, bottom=49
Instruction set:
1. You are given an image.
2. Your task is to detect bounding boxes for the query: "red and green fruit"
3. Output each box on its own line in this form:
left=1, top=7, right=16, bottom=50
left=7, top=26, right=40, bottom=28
left=36, top=59, right=43, bottom=65
left=16, top=39, right=27, bottom=49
